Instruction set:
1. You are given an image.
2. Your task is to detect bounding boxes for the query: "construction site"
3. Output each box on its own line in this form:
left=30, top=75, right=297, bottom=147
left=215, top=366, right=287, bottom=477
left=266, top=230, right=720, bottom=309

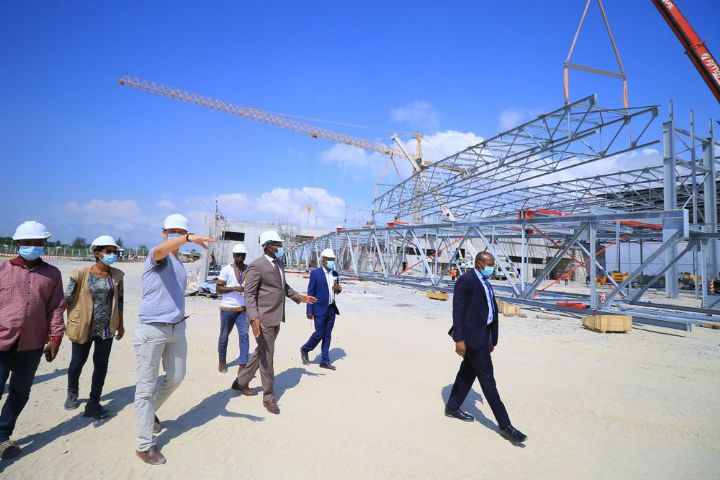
left=2, top=1, right=720, bottom=479
left=116, top=0, right=720, bottom=332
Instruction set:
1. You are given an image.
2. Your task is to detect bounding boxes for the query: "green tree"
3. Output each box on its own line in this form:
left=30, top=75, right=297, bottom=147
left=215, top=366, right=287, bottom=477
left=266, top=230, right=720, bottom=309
left=72, top=237, right=88, bottom=249
left=116, top=237, right=124, bottom=247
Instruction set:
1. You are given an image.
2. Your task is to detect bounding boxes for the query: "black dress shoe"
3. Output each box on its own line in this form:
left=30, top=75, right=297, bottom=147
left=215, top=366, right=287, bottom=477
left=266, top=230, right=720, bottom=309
left=136, top=445, right=166, bottom=465
left=300, top=349, right=310, bottom=365
left=83, top=401, right=110, bottom=419
left=319, top=363, right=336, bottom=370
left=499, top=425, right=527, bottom=442
left=444, top=407, right=474, bottom=422
left=0, top=440, right=21, bottom=459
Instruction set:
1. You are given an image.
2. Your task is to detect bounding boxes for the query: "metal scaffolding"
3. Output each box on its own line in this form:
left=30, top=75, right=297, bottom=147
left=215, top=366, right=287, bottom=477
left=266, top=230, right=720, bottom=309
left=286, top=97, right=720, bottom=331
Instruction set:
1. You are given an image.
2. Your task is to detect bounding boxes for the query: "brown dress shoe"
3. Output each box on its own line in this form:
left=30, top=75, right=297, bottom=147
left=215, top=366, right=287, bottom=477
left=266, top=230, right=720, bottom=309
left=264, top=399, right=280, bottom=414
left=231, top=380, right=257, bottom=396
left=136, top=445, right=166, bottom=465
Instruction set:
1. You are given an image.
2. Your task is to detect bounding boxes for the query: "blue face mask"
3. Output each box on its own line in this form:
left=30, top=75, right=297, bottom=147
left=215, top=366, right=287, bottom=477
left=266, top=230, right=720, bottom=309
left=480, top=265, right=495, bottom=278
left=101, top=253, right=117, bottom=266
left=18, top=246, right=44, bottom=261
left=167, top=233, right=182, bottom=239
left=274, top=247, right=285, bottom=258
left=326, top=260, right=335, bottom=270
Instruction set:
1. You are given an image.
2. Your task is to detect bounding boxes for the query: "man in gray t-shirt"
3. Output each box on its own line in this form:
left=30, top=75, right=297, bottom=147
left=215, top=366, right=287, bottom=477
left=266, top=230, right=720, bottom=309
left=133, top=214, right=212, bottom=466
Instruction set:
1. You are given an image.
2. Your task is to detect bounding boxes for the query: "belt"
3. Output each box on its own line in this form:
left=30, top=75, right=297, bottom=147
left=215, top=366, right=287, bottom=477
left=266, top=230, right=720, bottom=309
left=145, top=316, right=188, bottom=327
left=220, top=306, right=246, bottom=312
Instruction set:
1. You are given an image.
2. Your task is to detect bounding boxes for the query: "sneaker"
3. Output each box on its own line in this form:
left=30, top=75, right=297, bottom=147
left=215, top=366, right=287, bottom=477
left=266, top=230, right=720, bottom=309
left=0, top=440, right=21, bottom=460
left=64, top=390, right=80, bottom=410
left=83, top=401, right=110, bottom=419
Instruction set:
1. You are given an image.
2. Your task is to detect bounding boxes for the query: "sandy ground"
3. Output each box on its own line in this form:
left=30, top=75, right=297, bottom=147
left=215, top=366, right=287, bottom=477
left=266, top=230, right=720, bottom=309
left=1, top=258, right=719, bottom=479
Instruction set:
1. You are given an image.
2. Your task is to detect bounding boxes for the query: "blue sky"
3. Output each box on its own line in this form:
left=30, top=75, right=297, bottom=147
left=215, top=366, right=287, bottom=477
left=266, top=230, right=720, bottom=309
left=1, top=0, right=719, bottom=247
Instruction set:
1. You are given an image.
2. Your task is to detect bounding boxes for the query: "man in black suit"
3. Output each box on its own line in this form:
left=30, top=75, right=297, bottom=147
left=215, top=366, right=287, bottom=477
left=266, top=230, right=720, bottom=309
left=445, top=252, right=527, bottom=443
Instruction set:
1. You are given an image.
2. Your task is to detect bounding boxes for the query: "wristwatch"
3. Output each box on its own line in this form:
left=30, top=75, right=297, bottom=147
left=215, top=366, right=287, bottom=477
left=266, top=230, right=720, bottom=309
left=185, top=233, right=193, bottom=242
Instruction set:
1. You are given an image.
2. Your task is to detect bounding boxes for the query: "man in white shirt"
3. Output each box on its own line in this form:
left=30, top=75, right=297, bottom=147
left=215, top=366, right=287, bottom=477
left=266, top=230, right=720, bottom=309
left=215, top=244, right=249, bottom=374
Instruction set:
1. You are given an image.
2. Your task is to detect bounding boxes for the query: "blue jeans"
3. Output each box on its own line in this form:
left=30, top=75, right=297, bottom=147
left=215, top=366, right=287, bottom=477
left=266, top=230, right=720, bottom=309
left=301, top=308, right=336, bottom=364
left=0, top=347, right=43, bottom=441
left=218, top=310, right=249, bottom=365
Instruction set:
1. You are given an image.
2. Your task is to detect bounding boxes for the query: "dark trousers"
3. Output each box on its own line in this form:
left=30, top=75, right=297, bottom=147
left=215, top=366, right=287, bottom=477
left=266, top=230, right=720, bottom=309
left=447, top=345, right=511, bottom=429
left=218, top=310, right=249, bottom=365
left=67, top=337, right=114, bottom=402
left=301, top=307, right=336, bottom=364
left=0, top=348, right=43, bottom=441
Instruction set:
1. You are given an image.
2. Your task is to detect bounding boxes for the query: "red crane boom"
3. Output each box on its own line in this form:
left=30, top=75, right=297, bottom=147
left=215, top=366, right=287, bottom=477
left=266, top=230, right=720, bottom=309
left=652, top=0, right=720, bottom=103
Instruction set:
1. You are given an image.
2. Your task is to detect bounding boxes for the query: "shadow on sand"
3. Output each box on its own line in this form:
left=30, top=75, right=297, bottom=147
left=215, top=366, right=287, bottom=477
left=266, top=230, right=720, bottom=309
left=157, top=389, right=264, bottom=449
left=310, top=347, right=347, bottom=365
left=440, top=384, right=525, bottom=448
left=1, top=384, right=135, bottom=472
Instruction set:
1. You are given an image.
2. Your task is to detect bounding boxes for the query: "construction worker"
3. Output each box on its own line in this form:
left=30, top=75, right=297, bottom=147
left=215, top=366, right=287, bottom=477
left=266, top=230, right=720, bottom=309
left=133, top=214, right=213, bottom=465
left=0, top=221, right=65, bottom=460
left=231, top=230, right=316, bottom=414
left=450, top=265, right=459, bottom=281
left=301, top=248, right=341, bottom=370
left=63, top=235, right=125, bottom=419
left=216, top=243, right=250, bottom=374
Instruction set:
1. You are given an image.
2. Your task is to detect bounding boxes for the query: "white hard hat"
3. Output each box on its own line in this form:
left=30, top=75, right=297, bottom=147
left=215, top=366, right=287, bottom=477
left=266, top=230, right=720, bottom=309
left=162, top=213, right=190, bottom=231
left=90, top=235, right=119, bottom=251
left=12, top=221, right=51, bottom=240
left=232, top=244, right=248, bottom=254
left=259, top=230, right=282, bottom=246
left=320, top=248, right=335, bottom=258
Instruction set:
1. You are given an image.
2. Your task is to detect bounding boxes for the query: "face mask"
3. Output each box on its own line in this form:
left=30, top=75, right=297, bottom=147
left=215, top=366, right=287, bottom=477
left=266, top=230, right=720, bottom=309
left=101, top=253, right=117, bottom=266
left=167, top=233, right=182, bottom=239
left=18, top=246, right=44, bottom=261
left=274, top=247, right=285, bottom=258
left=326, top=260, right=335, bottom=270
left=481, top=265, right=495, bottom=278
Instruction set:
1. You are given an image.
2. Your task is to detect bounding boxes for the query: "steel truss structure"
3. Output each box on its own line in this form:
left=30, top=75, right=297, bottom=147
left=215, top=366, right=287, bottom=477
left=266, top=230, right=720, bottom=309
left=286, top=97, right=719, bottom=331
left=373, top=95, right=660, bottom=222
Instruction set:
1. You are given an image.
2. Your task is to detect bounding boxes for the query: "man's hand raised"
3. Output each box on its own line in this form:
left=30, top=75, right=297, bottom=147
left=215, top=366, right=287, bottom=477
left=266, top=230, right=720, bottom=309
left=187, top=234, right=215, bottom=250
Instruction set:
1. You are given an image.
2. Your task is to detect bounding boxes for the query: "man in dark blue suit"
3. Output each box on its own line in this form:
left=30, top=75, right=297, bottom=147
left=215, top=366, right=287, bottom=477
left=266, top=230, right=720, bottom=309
left=446, top=252, right=527, bottom=443
left=300, top=249, right=341, bottom=370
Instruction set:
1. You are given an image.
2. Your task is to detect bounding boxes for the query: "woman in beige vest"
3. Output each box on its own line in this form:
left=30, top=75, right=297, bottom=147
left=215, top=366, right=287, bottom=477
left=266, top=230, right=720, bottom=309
left=63, top=235, right=124, bottom=419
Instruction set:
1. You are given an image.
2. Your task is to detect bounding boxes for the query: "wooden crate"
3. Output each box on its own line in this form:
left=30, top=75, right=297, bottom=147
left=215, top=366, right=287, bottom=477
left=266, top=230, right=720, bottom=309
left=426, top=291, right=449, bottom=301
left=582, top=314, right=632, bottom=333
left=497, top=300, right=522, bottom=316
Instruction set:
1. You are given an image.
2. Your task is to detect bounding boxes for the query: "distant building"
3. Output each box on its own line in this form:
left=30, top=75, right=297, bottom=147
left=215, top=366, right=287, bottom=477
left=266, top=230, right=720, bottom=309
left=200, top=218, right=330, bottom=281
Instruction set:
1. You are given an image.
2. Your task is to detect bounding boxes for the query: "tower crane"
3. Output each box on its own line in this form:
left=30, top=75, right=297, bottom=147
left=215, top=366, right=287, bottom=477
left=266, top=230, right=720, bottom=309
left=119, top=75, right=458, bottom=221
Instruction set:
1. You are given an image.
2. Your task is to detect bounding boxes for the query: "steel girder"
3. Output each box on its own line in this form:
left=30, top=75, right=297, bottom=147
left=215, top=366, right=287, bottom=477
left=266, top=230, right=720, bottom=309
left=285, top=210, right=718, bottom=331
left=373, top=95, right=660, bottom=221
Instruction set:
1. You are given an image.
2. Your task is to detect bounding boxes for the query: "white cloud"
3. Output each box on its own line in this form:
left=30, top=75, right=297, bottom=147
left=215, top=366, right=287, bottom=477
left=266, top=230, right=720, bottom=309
left=183, top=188, right=347, bottom=229
left=157, top=199, right=176, bottom=209
left=403, top=130, right=485, bottom=163
left=321, top=129, right=485, bottom=185
left=498, top=106, right=543, bottom=131
left=58, top=199, right=160, bottom=246
left=390, top=101, right=440, bottom=132
left=321, top=144, right=388, bottom=172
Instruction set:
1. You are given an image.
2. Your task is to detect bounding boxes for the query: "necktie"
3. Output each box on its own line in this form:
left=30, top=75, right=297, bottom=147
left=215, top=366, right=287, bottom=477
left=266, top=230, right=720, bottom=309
left=273, top=260, right=283, bottom=283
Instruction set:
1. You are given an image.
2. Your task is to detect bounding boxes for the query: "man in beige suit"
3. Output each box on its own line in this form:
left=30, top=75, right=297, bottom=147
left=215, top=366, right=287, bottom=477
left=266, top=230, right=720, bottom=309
left=231, top=230, right=316, bottom=414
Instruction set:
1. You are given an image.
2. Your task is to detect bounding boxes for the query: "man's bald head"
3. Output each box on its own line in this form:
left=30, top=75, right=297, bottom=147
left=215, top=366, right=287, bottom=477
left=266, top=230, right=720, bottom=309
left=475, top=251, right=495, bottom=269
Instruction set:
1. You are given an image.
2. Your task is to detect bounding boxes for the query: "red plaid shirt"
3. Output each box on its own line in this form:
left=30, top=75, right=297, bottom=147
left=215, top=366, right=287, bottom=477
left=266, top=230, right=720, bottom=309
left=0, top=257, right=65, bottom=351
